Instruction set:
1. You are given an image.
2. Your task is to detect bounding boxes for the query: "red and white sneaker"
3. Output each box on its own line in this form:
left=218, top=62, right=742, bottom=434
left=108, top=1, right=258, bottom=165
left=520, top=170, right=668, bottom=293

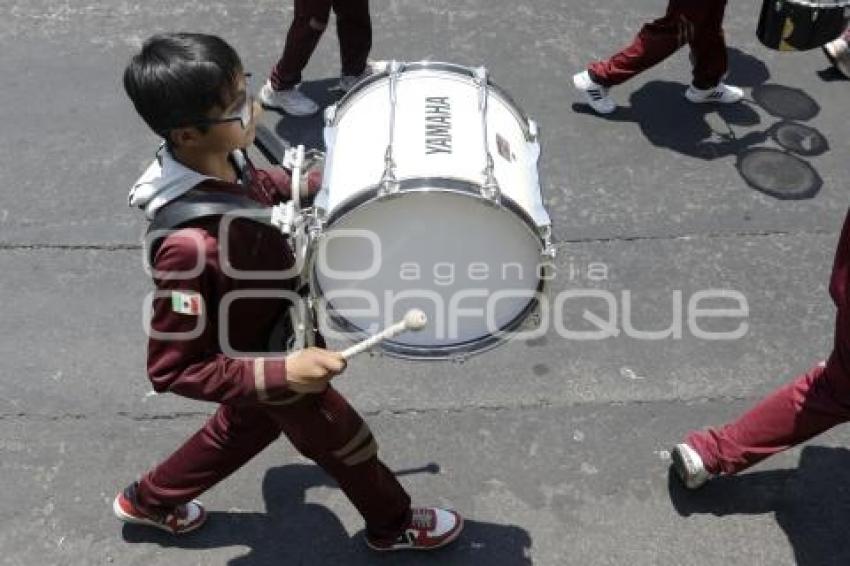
left=112, top=483, right=207, bottom=535
left=366, top=507, right=464, bottom=552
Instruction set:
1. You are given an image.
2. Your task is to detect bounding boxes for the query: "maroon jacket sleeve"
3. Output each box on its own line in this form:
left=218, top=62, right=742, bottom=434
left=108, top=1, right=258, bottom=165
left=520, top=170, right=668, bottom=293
left=252, top=164, right=322, bottom=204
left=146, top=228, right=291, bottom=405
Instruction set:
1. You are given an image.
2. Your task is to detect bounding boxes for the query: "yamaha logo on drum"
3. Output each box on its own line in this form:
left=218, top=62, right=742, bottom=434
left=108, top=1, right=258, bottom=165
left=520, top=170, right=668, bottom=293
left=425, top=96, right=452, bottom=155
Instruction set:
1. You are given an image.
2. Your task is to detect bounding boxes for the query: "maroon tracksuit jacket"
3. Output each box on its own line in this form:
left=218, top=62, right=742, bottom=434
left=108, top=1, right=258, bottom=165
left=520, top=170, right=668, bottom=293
left=134, top=161, right=411, bottom=542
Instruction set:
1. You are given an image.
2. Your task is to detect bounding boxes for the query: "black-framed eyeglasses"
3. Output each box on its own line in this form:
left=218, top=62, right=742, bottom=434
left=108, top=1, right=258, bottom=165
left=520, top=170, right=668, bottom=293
left=162, top=73, right=254, bottom=133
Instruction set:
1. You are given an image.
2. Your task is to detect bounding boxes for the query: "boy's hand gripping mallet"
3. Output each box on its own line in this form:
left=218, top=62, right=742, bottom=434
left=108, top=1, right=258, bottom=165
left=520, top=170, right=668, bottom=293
left=340, top=309, right=428, bottom=360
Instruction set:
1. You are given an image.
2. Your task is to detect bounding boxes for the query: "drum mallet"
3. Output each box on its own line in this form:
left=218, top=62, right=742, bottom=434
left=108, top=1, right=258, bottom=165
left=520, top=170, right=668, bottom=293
left=340, top=309, right=428, bottom=360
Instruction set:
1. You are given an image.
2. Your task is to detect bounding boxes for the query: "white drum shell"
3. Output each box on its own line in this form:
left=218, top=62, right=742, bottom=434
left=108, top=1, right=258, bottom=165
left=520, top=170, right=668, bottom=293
left=312, top=63, right=551, bottom=359
left=318, top=65, right=550, bottom=228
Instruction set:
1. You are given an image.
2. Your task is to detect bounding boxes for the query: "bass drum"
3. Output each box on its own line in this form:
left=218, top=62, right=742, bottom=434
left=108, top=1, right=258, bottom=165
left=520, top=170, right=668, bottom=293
left=758, top=0, right=850, bottom=51
left=311, top=61, right=553, bottom=360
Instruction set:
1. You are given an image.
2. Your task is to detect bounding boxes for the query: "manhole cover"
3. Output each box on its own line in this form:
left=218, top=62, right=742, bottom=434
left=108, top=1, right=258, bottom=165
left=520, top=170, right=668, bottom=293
left=737, top=148, right=821, bottom=200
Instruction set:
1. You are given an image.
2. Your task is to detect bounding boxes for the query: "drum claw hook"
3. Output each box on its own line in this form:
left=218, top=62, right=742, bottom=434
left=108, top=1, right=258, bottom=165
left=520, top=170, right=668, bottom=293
left=539, top=225, right=557, bottom=259
left=450, top=353, right=468, bottom=365
left=378, top=146, right=400, bottom=196
left=480, top=154, right=501, bottom=203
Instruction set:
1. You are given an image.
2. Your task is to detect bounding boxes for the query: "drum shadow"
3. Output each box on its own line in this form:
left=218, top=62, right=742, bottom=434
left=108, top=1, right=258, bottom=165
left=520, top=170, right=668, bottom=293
left=733, top=121, right=829, bottom=200
left=269, top=78, right=343, bottom=153
left=668, top=445, right=850, bottom=565
left=120, top=463, right=533, bottom=565
left=768, top=121, right=829, bottom=157
left=736, top=146, right=823, bottom=200
left=752, top=84, right=821, bottom=121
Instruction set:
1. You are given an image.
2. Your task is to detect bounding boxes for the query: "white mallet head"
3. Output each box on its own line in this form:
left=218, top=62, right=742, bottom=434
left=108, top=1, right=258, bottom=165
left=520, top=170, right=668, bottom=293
left=403, top=309, right=428, bottom=331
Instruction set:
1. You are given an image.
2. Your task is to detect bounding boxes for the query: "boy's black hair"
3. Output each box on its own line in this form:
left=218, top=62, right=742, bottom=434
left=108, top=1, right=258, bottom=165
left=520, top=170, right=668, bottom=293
left=124, top=33, right=243, bottom=137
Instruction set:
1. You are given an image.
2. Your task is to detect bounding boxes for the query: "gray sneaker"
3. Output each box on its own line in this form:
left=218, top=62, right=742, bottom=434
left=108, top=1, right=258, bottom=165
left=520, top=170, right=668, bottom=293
left=258, top=81, right=320, bottom=116
left=337, top=61, right=387, bottom=92
left=671, top=443, right=713, bottom=489
left=338, top=73, right=365, bottom=93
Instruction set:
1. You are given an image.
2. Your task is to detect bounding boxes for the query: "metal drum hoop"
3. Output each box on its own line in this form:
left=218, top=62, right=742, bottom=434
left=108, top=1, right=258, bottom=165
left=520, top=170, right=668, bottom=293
left=329, top=61, right=536, bottom=142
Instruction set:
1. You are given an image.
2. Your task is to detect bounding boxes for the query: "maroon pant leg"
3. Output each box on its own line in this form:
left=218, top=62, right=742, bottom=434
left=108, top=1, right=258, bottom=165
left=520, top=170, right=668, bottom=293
left=332, top=0, right=371, bottom=77
left=133, top=388, right=410, bottom=540
left=588, top=0, right=728, bottom=88
left=268, top=386, right=411, bottom=542
left=270, top=0, right=334, bottom=90
left=135, top=404, right=282, bottom=515
left=687, top=357, right=850, bottom=475
left=688, top=0, right=729, bottom=89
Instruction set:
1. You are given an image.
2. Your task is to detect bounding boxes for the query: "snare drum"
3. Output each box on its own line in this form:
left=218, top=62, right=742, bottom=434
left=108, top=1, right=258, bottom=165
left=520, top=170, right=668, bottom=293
left=310, top=61, right=553, bottom=359
left=758, top=0, right=850, bottom=51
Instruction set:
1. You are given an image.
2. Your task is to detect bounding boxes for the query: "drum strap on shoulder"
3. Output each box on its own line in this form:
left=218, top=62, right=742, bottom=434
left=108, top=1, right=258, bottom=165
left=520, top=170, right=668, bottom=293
left=145, top=189, right=273, bottom=266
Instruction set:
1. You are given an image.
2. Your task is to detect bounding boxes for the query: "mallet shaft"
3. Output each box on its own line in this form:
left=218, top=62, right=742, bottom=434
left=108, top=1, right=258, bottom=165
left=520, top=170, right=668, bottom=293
left=339, top=309, right=428, bottom=360
left=340, top=321, right=407, bottom=360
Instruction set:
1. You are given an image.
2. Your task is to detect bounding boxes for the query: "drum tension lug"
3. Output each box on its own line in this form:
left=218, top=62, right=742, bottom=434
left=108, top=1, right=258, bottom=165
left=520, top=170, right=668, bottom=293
left=306, top=213, right=325, bottom=242
left=481, top=155, right=501, bottom=203
left=324, top=104, right=337, bottom=126
left=450, top=353, right=467, bottom=365
left=522, top=310, right=542, bottom=331
left=540, top=226, right=557, bottom=259
left=481, top=182, right=501, bottom=203
left=378, top=178, right=400, bottom=196
left=270, top=201, right=299, bottom=236
left=527, top=119, right=539, bottom=142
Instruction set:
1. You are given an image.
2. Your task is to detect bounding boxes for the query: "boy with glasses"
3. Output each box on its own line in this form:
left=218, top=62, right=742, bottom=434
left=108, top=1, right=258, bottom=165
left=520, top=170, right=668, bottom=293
left=115, top=32, right=463, bottom=552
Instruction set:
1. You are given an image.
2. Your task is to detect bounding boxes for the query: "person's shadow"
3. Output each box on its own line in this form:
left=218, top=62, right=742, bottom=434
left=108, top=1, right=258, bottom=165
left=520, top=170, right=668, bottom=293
left=121, top=463, right=533, bottom=565
left=572, top=79, right=767, bottom=161
left=571, top=47, right=770, bottom=160
left=668, top=445, right=850, bottom=565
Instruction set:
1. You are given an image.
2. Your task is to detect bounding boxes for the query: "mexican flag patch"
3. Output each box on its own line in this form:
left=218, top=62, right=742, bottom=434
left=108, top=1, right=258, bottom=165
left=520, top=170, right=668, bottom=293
left=171, top=291, right=203, bottom=316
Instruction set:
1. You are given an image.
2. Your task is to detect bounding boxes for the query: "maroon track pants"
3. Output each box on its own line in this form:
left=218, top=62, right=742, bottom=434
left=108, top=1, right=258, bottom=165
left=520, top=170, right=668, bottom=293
left=134, top=386, right=411, bottom=541
left=588, top=0, right=729, bottom=89
left=688, top=358, right=850, bottom=475
left=686, top=210, right=850, bottom=476
left=270, top=0, right=371, bottom=90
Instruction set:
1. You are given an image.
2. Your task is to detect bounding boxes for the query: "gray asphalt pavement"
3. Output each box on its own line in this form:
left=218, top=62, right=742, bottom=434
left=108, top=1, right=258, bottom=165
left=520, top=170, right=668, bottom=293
left=2, top=1, right=849, bottom=565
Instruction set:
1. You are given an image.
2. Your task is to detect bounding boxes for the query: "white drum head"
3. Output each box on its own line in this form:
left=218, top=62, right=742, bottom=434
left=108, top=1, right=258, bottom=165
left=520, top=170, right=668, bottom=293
left=313, top=188, right=543, bottom=359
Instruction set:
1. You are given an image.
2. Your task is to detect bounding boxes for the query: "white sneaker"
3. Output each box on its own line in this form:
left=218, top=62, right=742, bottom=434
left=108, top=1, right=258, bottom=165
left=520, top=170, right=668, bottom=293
left=823, top=37, right=850, bottom=78
left=572, top=70, right=616, bottom=114
left=685, top=82, right=743, bottom=104
left=671, top=443, right=713, bottom=489
left=258, top=81, right=319, bottom=116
